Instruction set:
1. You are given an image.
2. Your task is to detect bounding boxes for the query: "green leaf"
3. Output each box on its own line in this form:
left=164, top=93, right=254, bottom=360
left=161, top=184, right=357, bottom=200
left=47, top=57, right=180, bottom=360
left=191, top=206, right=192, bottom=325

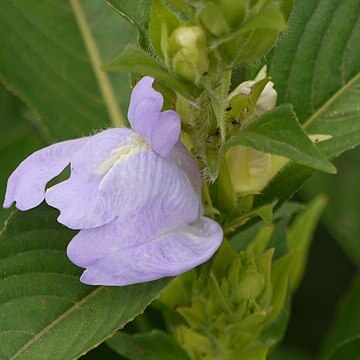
left=224, top=105, right=336, bottom=174
left=150, top=0, right=179, bottom=60
left=280, top=0, right=295, bottom=21
left=213, top=2, right=289, bottom=66
left=261, top=251, right=294, bottom=332
left=0, top=0, right=134, bottom=141
left=0, top=205, right=169, bottom=359
left=107, top=330, right=191, bottom=360
left=266, top=217, right=289, bottom=261
left=269, top=347, right=313, bottom=360
left=271, top=0, right=360, bottom=128
left=249, top=0, right=360, bottom=211
left=302, top=148, right=360, bottom=266
left=227, top=77, right=270, bottom=123
left=224, top=202, right=275, bottom=236
left=287, top=195, right=327, bottom=290
left=328, top=336, right=360, bottom=360
left=104, top=46, right=199, bottom=99
left=320, top=275, right=360, bottom=359
left=234, top=4, right=287, bottom=35
left=230, top=201, right=304, bottom=253
left=165, top=0, right=193, bottom=15
left=107, top=0, right=151, bottom=49
left=0, top=84, right=43, bottom=228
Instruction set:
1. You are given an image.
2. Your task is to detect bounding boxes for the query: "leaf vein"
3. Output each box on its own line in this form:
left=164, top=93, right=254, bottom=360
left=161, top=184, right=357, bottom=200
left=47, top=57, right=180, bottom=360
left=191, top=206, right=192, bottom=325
left=283, top=0, right=323, bottom=103
left=341, top=8, right=360, bottom=84
left=9, top=287, right=105, bottom=359
left=310, top=0, right=343, bottom=112
left=304, top=72, right=360, bottom=129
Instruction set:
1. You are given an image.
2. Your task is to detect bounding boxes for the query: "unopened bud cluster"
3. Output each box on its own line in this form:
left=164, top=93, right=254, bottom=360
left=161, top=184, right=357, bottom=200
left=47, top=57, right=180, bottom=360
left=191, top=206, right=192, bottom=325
left=218, top=70, right=284, bottom=205
left=159, top=239, right=289, bottom=359
left=169, top=26, right=209, bottom=83
left=151, top=0, right=287, bottom=84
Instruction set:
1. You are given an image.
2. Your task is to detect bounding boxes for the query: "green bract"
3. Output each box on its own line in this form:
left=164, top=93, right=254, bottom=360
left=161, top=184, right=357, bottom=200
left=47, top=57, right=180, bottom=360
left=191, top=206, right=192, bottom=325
left=156, top=197, right=325, bottom=359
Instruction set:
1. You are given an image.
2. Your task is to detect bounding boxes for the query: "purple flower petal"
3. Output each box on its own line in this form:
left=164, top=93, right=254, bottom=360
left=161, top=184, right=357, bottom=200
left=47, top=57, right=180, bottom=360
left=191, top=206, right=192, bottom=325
left=128, top=76, right=163, bottom=126
left=95, top=150, right=200, bottom=224
left=128, top=77, right=181, bottom=157
left=66, top=146, right=220, bottom=285
left=172, top=142, right=202, bottom=198
left=4, top=76, right=224, bottom=287
left=3, top=138, right=87, bottom=211
left=46, top=133, right=198, bottom=230
left=45, top=128, right=133, bottom=229
left=68, top=215, right=222, bottom=286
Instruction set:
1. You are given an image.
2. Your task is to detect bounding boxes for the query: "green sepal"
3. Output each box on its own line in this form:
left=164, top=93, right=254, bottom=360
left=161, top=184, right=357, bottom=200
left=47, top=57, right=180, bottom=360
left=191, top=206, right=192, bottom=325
left=280, top=0, right=295, bottom=20
left=230, top=201, right=303, bottom=253
left=176, top=298, right=209, bottom=328
left=150, top=0, right=180, bottom=61
left=219, top=0, right=247, bottom=29
left=267, top=250, right=296, bottom=323
left=231, top=29, right=280, bottom=66
left=107, top=0, right=151, bottom=49
left=224, top=202, right=275, bottom=236
left=174, top=326, right=213, bottom=360
left=227, top=77, right=270, bottom=126
left=287, top=195, right=327, bottom=291
left=212, top=3, right=289, bottom=66
left=158, top=237, right=294, bottom=358
left=159, top=270, right=195, bottom=311
left=209, top=159, right=237, bottom=215
left=211, top=238, right=239, bottom=280
left=246, top=226, right=274, bottom=255
left=234, top=3, right=287, bottom=35
left=104, top=46, right=200, bottom=100
left=165, top=0, right=193, bottom=15
left=198, top=3, right=230, bottom=38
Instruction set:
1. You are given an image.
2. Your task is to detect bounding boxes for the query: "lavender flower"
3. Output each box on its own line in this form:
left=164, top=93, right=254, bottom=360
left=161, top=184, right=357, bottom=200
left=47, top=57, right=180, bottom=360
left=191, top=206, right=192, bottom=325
left=3, top=77, right=223, bottom=286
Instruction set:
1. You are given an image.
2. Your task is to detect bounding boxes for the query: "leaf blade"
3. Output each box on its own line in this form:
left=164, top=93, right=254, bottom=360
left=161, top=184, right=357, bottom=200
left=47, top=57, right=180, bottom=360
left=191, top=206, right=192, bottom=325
left=0, top=0, right=132, bottom=141
left=224, top=105, right=336, bottom=174
left=251, top=0, right=360, bottom=208
left=0, top=206, right=169, bottom=359
left=104, top=46, right=199, bottom=99
left=107, top=0, right=151, bottom=49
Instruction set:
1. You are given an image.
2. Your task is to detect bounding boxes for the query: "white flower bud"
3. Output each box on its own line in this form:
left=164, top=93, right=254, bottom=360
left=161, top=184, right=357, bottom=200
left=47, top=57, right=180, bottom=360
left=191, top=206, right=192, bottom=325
left=225, top=146, right=272, bottom=195
left=169, top=26, right=209, bottom=83
left=254, top=81, right=277, bottom=117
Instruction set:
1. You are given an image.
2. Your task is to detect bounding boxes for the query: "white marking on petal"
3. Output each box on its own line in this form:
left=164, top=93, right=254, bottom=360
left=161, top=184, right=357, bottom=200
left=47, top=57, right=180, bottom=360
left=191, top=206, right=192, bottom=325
left=96, top=134, right=150, bottom=175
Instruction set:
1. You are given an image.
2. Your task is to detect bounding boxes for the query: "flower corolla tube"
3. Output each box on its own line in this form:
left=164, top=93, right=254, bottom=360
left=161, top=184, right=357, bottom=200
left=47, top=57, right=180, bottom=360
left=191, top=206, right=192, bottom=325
left=4, top=77, right=223, bottom=286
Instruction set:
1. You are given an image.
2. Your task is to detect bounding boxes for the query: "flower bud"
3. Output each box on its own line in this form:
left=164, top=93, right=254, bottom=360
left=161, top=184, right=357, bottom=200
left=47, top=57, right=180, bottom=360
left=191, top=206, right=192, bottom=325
left=175, top=326, right=214, bottom=360
left=254, top=81, right=277, bottom=117
left=234, top=79, right=277, bottom=118
left=225, top=146, right=272, bottom=195
left=199, top=3, right=229, bottom=37
left=169, top=26, right=209, bottom=83
left=199, top=1, right=247, bottom=36
left=235, top=271, right=265, bottom=302
left=225, top=134, right=331, bottom=197
left=219, top=0, right=246, bottom=28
